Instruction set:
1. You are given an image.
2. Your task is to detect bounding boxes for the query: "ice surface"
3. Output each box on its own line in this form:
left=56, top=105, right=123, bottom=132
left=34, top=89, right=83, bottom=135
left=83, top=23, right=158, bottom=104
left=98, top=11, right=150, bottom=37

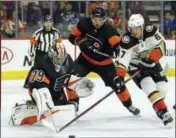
left=1, top=78, right=175, bottom=137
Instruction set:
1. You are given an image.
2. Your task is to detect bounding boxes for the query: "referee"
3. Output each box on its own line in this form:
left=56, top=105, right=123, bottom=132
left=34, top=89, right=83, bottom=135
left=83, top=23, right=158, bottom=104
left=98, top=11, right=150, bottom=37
left=23, top=15, right=62, bottom=88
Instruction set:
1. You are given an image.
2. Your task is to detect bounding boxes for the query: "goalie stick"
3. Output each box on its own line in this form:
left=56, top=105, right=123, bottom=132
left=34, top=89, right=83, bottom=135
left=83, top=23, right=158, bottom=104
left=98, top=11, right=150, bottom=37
left=59, top=63, right=169, bottom=132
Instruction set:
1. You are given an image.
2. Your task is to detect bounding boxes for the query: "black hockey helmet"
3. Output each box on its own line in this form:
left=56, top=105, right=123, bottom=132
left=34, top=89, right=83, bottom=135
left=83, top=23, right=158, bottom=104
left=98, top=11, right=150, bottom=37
left=92, top=6, right=107, bottom=18
left=43, top=15, right=52, bottom=23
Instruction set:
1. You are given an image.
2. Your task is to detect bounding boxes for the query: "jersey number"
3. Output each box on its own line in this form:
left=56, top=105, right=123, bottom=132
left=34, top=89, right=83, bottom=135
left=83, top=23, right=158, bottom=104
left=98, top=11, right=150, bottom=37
left=154, top=33, right=161, bottom=40
left=29, top=70, right=44, bottom=82
left=121, top=50, right=126, bottom=58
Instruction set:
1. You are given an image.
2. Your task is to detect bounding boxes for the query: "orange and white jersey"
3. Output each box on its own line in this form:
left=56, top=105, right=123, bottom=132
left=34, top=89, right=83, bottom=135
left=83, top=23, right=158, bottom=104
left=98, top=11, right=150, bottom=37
left=116, top=24, right=166, bottom=77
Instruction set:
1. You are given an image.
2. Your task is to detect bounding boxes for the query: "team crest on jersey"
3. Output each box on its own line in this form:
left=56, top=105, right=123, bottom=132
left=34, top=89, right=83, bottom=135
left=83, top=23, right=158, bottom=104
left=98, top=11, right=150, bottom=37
left=122, top=36, right=130, bottom=43
left=146, top=25, right=153, bottom=32
left=93, top=42, right=100, bottom=48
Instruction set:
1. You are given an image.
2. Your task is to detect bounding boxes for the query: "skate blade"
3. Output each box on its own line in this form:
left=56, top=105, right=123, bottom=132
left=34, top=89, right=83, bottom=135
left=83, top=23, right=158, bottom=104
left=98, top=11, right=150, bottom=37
left=165, top=121, right=174, bottom=128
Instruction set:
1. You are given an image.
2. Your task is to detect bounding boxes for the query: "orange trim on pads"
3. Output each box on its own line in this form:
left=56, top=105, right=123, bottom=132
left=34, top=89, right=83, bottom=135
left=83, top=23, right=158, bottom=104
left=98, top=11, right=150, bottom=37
left=116, top=67, right=127, bottom=77
left=81, top=52, right=112, bottom=66
left=148, top=48, right=163, bottom=63
left=71, top=27, right=82, bottom=37
left=116, top=88, right=130, bottom=102
left=108, top=35, right=121, bottom=47
left=67, top=78, right=82, bottom=87
left=153, top=99, right=167, bottom=111
left=20, top=110, right=59, bottom=125
left=66, top=88, right=79, bottom=100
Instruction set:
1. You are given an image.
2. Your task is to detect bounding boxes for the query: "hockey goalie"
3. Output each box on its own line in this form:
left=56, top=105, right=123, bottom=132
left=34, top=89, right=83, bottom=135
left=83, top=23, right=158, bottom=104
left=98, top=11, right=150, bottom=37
left=10, top=42, right=95, bottom=126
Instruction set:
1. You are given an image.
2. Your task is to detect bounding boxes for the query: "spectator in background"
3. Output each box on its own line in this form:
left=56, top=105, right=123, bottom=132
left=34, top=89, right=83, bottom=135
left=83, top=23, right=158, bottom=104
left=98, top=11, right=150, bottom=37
left=1, top=1, right=14, bottom=18
left=164, top=12, right=175, bottom=37
left=27, top=2, right=42, bottom=27
left=67, top=17, right=79, bottom=32
left=113, top=11, right=128, bottom=35
left=0, top=2, right=7, bottom=36
left=130, top=2, right=150, bottom=24
left=53, top=1, right=68, bottom=24
left=88, top=1, right=116, bottom=26
left=4, top=11, right=24, bottom=37
left=171, top=1, right=176, bottom=16
left=54, top=2, right=80, bottom=37
left=39, top=1, right=50, bottom=16
left=20, top=1, right=29, bottom=26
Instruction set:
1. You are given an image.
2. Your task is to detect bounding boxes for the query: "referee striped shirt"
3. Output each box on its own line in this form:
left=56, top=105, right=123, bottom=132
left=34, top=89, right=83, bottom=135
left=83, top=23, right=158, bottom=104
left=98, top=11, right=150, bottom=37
left=28, top=27, right=62, bottom=57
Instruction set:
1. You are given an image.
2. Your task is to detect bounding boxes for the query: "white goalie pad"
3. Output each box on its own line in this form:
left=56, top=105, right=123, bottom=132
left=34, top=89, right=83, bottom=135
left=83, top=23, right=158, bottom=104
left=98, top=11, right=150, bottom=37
left=10, top=102, right=76, bottom=127
left=32, top=88, right=54, bottom=121
left=67, top=75, right=95, bottom=98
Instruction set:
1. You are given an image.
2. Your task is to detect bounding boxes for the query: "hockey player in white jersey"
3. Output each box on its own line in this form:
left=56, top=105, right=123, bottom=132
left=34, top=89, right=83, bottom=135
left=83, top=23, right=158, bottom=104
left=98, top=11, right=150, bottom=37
left=114, top=14, right=174, bottom=127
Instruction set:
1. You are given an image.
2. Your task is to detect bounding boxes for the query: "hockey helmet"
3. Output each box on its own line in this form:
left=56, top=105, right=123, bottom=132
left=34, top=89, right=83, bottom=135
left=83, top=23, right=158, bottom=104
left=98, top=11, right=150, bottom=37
left=43, top=15, right=52, bottom=23
left=128, top=14, right=144, bottom=29
left=91, top=6, right=107, bottom=18
left=48, top=41, right=67, bottom=65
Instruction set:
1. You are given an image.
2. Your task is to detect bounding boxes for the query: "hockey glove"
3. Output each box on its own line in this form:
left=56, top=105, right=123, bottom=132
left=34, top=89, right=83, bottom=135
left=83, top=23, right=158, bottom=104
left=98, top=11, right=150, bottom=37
left=75, top=36, right=88, bottom=45
left=139, top=58, right=156, bottom=72
left=113, top=76, right=126, bottom=93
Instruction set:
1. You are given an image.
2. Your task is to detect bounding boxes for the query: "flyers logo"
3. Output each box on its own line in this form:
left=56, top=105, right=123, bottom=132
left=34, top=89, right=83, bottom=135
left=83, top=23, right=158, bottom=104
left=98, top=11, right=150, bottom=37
left=93, top=42, right=100, bottom=48
left=54, top=74, right=70, bottom=91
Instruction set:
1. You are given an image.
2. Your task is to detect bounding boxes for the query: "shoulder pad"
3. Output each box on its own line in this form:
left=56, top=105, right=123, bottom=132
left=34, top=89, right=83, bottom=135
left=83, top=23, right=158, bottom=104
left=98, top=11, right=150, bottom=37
left=120, top=33, right=139, bottom=50
left=77, top=18, right=87, bottom=28
left=105, top=23, right=120, bottom=37
left=77, top=18, right=89, bottom=33
left=144, top=24, right=157, bottom=38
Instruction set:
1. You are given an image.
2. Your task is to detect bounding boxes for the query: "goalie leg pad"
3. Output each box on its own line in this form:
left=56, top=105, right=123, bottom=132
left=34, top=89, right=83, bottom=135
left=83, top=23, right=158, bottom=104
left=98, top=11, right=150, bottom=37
left=11, top=103, right=76, bottom=126
left=32, top=88, right=54, bottom=120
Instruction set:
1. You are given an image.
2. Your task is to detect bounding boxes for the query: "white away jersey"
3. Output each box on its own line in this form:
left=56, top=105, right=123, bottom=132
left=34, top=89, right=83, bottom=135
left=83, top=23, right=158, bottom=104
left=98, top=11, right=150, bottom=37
left=117, top=24, right=166, bottom=71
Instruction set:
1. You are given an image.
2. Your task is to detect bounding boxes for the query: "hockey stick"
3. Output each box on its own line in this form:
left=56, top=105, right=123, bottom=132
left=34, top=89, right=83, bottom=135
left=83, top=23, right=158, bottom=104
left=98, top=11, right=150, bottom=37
left=59, top=63, right=169, bottom=132
left=59, top=70, right=140, bottom=132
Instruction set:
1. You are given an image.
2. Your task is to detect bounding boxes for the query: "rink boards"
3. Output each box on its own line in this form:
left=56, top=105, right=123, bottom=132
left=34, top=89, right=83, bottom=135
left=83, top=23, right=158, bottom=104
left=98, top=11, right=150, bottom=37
left=1, top=39, right=175, bottom=80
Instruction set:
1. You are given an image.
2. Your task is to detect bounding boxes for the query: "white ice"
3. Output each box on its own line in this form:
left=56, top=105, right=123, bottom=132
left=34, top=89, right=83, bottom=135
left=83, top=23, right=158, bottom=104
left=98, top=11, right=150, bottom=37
left=1, top=78, right=175, bottom=137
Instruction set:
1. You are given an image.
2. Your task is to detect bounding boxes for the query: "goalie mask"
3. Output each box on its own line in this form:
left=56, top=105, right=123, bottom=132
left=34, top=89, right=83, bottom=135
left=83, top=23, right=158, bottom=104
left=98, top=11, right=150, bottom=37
left=48, top=42, right=67, bottom=66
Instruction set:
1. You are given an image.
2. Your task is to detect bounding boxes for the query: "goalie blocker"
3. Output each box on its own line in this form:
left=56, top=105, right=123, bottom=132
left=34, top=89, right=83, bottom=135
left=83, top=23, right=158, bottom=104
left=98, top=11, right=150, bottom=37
left=10, top=41, right=94, bottom=126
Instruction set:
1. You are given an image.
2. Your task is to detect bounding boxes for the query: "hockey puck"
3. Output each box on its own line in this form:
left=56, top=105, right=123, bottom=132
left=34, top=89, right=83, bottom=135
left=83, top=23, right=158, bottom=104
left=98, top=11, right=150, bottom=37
left=69, top=135, right=75, bottom=138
